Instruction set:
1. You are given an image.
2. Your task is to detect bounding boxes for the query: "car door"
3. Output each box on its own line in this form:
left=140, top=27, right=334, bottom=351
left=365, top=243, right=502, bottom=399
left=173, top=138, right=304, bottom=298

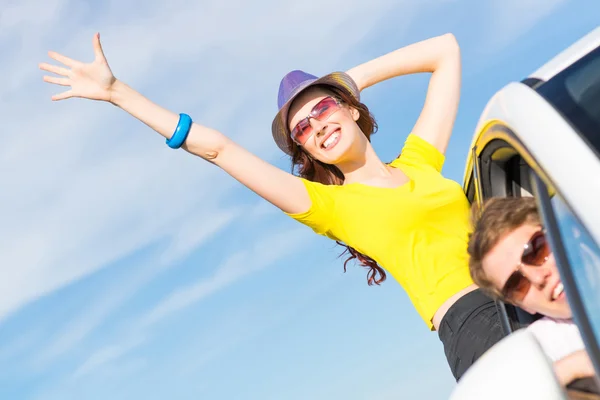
left=530, top=43, right=600, bottom=388
left=465, top=37, right=600, bottom=387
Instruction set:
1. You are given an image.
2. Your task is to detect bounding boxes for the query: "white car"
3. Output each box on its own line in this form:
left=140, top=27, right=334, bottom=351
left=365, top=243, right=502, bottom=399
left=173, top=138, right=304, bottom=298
left=450, top=27, right=600, bottom=400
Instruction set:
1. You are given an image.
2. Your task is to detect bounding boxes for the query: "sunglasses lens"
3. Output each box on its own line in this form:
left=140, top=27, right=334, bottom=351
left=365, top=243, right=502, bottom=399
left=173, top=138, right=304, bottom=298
left=291, top=119, right=312, bottom=145
left=290, top=97, right=341, bottom=145
left=522, top=231, right=550, bottom=266
left=312, top=97, right=339, bottom=121
left=504, top=271, right=531, bottom=302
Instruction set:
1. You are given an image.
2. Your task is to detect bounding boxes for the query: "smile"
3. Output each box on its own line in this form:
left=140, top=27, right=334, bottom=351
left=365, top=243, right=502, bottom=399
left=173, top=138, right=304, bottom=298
left=322, top=129, right=341, bottom=150
left=551, top=282, right=564, bottom=300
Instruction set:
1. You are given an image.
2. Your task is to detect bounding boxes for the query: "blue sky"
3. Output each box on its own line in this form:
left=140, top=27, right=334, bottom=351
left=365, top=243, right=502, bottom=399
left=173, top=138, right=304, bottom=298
left=1, top=0, right=598, bottom=399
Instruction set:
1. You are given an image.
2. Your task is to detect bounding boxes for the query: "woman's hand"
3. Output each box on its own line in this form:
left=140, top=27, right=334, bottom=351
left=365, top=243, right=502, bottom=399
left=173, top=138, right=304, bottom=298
left=39, top=33, right=116, bottom=102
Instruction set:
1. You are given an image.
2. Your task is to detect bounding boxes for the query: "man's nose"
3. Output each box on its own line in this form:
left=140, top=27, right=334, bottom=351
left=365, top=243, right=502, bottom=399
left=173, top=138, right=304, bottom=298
left=522, top=265, right=551, bottom=289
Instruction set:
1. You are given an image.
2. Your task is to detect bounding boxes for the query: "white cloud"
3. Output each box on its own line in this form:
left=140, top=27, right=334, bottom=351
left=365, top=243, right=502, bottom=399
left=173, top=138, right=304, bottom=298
left=158, top=206, right=245, bottom=266
left=67, top=225, right=312, bottom=380
left=0, top=329, right=42, bottom=365
left=21, top=205, right=240, bottom=371
left=0, top=0, right=400, bottom=326
left=70, top=335, right=146, bottom=380
left=1, top=0, right=579, bottom=398
left=140, top=226, right=308, bottom=328
left=481, top=0, right=567, bottom=52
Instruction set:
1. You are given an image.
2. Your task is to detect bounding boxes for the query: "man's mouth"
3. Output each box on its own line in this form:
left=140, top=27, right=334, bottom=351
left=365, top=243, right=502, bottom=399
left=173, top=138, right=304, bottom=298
left=551, top=282, right=564, bottom=300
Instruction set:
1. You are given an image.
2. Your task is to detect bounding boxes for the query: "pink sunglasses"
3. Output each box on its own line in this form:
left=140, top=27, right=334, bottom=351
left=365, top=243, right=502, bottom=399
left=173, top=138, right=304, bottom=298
left=290, top=97, right=342, bottom=145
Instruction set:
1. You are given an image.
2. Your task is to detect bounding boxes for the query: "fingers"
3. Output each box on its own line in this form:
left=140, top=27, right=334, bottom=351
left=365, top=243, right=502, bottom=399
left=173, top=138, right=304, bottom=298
left=43, top=75, right=70, bottom=86
left=39, top=62, right=70, bottom=77
left=52, top=90, right=74, bottom=101
left=48, top=51, right=79, bottom=68
left=92, top=32, right=106, bottom=62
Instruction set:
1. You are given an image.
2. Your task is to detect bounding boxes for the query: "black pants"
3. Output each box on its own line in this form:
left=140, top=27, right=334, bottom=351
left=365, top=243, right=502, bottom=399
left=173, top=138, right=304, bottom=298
left=438, top=289, right=504, bottom=381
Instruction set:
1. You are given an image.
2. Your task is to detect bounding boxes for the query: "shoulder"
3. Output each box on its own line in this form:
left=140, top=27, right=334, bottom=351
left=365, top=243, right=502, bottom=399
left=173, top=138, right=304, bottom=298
left=390, top=133, right=445, bottom=173
left=527, top=317, right=582, bottom=349
left=285, top=178, right=341, bottom=233
left=527, top=316, right=565, bottom=331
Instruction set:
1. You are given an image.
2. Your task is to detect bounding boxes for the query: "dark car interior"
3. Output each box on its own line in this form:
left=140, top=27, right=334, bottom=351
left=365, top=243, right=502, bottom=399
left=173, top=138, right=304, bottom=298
left=463, top=40, right=600, bottom=399
left=466, top=132, right=600, bottom=398
left=465, top=138, right=543, bottom=334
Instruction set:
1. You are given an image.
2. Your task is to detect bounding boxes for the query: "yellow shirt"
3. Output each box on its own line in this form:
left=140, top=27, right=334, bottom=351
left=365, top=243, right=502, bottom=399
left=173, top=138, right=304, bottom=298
left=287, top=134, right=474, bottom=329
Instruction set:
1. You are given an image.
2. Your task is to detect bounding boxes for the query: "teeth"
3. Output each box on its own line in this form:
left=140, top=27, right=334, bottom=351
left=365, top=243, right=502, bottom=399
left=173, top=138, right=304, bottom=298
left=552, top=283, right=564, bottom=300
left=323, top=132, right=339, bottom=149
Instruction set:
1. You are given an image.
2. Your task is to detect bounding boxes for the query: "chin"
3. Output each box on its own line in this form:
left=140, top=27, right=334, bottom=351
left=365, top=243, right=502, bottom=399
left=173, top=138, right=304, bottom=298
left=319, top=146, right=349, bottom=164
left=541, top=306, right=572, bottom=320
left=555, top=298, right=573, bottom=319
left=556, top=308, right=573, bottom=319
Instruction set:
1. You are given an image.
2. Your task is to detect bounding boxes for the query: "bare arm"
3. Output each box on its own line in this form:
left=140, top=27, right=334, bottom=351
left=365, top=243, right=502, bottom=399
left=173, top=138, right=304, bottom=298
left=109, top=81, right=310, bottom=213
left=40, top=33, right=310, bottom=214
left=554, top=350, right=596, bottom=387
left=346, top=33, right=461, bottom=154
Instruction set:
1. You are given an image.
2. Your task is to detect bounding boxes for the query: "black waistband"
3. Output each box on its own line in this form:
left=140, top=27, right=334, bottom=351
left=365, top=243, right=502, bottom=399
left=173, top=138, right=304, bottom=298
left=438, top=289, right=495, bottom=335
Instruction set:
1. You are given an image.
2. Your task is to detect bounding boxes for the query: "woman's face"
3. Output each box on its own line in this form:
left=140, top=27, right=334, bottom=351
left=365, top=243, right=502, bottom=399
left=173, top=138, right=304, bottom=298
left=287, top=87, right=364, bottom=164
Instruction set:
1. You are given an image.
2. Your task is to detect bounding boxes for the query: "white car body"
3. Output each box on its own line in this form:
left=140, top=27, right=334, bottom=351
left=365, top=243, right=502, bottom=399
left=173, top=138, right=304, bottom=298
left=470, top=26, right=600, bottom=244
left=452, top=27, right=600, bottom=400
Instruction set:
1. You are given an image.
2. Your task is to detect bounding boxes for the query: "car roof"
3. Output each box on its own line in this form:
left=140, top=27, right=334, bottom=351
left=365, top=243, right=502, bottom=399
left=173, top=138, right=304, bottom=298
left=530, top=26, right=600, bottom=81
left=463, top=27, right=600, bottom=188
left=462, top=78, right=600, bottom=248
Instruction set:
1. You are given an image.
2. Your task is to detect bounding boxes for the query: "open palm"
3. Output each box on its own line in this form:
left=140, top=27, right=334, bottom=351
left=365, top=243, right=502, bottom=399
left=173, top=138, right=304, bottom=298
left=40, top=33, right=116, bottom=102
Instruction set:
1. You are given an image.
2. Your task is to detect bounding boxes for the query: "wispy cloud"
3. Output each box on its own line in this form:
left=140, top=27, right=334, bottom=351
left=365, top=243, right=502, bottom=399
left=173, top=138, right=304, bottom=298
left=140, top=226, right=309, bottom=328
left=481, top=0, right=567, bottom=51
left=70, top=335, right=146, bottom=380
left=21, top=205, right=240, bottom=371
left=0, top=0, right=398, bottom=327
left=69, top=225, right=311, bottom=380
left=1, top=0, right=584, bottom=399
left=0, top=0, right=402, bottom=396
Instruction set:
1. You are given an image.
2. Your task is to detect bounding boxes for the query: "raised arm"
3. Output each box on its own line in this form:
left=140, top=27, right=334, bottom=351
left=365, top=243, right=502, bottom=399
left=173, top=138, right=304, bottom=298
left=346, top=33, right=461, bottom=154
left=40, top=33, right=310, bottom=214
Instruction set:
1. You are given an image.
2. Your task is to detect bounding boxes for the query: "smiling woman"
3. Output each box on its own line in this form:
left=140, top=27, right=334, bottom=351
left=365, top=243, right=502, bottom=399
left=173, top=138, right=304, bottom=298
left=39, top=32, right=504, bottom=381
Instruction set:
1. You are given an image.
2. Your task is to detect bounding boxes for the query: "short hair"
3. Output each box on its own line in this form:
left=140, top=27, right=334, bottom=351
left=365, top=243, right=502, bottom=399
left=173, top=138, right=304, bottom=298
left=468, top=197, right=541, bottom=299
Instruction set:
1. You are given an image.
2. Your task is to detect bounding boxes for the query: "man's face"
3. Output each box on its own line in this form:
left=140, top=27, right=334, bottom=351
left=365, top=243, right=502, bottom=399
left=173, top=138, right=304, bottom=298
left=482, top=223, right=572, bottom=319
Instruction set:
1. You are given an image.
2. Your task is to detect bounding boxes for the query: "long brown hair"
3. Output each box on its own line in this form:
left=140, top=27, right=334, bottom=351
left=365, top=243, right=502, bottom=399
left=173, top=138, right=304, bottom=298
left=286, top=85, right=387, bottom=286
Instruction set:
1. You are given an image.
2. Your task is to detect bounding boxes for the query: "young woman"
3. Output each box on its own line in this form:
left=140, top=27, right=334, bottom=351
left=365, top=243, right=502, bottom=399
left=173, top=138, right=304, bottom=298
left=40, top=32, right=503, bottom=380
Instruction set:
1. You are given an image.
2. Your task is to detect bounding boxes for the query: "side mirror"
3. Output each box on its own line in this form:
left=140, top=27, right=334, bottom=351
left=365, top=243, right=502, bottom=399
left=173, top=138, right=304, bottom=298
left=449, top=329, right=566, bottom=400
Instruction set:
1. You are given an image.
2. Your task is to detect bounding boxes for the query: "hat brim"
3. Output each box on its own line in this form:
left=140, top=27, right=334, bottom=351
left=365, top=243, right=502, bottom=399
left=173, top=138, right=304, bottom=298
left=271, top=71, right=360, bottom=156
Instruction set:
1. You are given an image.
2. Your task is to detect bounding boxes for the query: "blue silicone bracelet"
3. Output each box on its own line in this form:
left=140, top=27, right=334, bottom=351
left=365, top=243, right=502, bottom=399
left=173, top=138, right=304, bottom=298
left=166, top=113, right=193, bottom=149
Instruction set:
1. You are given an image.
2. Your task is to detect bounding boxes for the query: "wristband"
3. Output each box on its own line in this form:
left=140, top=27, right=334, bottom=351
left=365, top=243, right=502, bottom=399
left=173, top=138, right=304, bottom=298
left=166, top=113, right=193, bottom=149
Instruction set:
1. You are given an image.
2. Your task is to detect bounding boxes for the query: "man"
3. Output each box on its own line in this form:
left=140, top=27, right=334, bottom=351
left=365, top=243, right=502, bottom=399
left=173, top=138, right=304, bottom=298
left=467, top=196, right=596, bottom=387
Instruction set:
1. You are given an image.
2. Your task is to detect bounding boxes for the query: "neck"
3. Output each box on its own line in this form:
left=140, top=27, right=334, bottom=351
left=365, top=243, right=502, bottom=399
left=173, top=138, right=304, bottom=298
left=336, top=142, right=392, bottom=184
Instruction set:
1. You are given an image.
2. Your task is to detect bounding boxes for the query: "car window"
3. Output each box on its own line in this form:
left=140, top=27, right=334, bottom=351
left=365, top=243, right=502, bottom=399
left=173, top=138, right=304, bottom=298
left=538, top=46, right=600, bottom=157
left=466, top=133, right=545, bottom=333
left=551, top=195, right=600, bottom=353
left=564, top=50, right=600, bottom=130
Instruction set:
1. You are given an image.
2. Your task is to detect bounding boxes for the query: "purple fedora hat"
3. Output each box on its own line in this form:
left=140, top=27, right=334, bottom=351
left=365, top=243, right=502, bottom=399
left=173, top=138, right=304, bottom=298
left=271, top=70, right=360, bottom=155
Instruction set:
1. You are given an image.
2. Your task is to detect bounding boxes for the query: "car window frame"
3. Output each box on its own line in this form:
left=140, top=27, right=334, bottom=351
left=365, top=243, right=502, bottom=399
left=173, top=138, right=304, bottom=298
left=466, top=121, right=600, bottom=378
left=533, top=173, right=600, bottom=381
left=466, top=123, right=548, bottom=334
left=531, top=43, right=600, bottom=378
